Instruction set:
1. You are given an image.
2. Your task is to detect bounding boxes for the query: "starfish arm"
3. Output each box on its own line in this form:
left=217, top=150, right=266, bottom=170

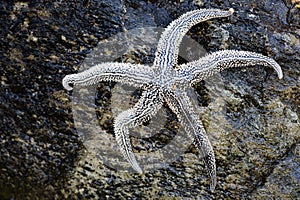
left=177, top=50, right=283, bottom=84
left=164, top=89, right=216, bottom=191
left=154, top=8, right=234, bottom=73
left=114, top=88, right=163, bottom=173
left=62, top=62, right=154, bottom=91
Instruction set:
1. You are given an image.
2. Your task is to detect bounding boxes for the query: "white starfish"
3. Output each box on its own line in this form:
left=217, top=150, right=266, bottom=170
left=62, top=8, right=283, bottom=191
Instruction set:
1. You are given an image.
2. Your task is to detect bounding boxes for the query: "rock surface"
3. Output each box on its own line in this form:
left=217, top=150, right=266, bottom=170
left=0, top=0, right=299, bottom=199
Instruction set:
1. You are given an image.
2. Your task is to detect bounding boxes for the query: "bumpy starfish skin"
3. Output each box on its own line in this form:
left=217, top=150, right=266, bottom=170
left=62, top=8, right=283, bottom=191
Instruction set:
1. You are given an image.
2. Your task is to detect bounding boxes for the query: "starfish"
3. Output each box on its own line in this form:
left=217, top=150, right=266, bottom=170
left=62, top=8, right=283, bottom=191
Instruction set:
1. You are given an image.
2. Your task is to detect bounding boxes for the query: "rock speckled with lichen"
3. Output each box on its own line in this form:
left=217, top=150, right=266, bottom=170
left=0, top=0, right=299, bottom=199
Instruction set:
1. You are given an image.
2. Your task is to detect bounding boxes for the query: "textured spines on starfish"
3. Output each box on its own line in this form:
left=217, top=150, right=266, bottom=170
left=62, top=63, right=154, bottom=91
left=114, top=89, right=163, bottom=173
left=114, top=109, right=143, bottom=173
left=165, top=89, right=217, bottom=191
left=154, top=8, right=234, bottom=72
left=177, top=50, right=283, bottom=84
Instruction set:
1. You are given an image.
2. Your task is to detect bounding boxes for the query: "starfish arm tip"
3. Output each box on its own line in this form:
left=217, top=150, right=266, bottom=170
left=229, top=8, right=235, bottom=14
left=274, top=64, right=283, bottom=79
left=210, top=177, right=217, bottom=192
left=136, top=167, right=143, bottom=174
left=62, top=75, right=74, bottom=91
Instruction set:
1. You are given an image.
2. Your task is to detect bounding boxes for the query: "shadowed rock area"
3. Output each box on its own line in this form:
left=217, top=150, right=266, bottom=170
left=0, top=0, right=299, bottom=199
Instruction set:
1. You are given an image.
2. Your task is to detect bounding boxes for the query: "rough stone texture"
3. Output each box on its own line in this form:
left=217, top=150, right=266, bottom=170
left=0, top=0, right=299, bottom=199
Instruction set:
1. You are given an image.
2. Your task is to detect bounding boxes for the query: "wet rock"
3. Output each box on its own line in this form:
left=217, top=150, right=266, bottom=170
left=251, top=143, right=300, bottom=199
left=0, top=0, right=124, bottom=199
left=0, top=0, right=299, bottom=199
